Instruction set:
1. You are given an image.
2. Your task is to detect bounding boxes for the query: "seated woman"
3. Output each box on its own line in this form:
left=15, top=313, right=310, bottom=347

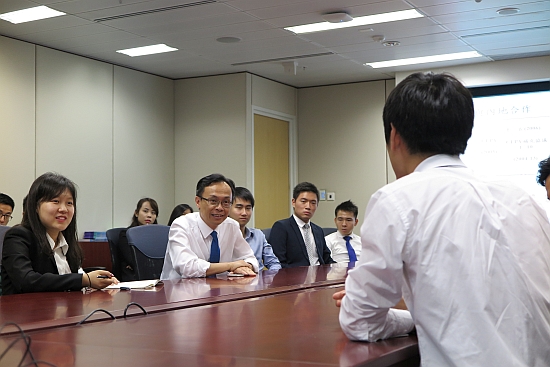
left=1, top=172, right=118, bottom=295
left=118, top=198, right=158, bottom=282
left=167, top=203, right=193, bottom=226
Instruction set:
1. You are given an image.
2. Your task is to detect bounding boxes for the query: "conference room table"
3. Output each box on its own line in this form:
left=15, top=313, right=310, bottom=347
left=0, top=264, right=351, bottom=335
left=1, top=285, right=419, bottom=367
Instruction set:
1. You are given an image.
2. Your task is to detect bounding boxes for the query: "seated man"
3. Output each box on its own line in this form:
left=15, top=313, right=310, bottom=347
left=324, top=200, right=361, bottom=263
left=537, top=155, right=550, bottom=200
left=270, top=182, right=334, bottom=268
left=0, top=193, right=14, bottom=226
left=161, top=174, right=259, bottom=279
left=229, top=187, right=281, bottom=270
left=334, top=72, right=550, bottom=366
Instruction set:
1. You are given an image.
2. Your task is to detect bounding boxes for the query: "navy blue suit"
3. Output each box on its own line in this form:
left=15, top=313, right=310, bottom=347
left=270, top=216, right=334, bottom=268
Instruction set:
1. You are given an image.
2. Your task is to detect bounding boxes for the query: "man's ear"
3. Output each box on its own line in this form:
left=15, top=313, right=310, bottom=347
left=389, top=123, right=403, bottom=152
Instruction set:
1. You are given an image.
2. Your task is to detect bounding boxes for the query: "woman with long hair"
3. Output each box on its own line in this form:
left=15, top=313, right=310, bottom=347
left=1, top=172, right=117, bottom=294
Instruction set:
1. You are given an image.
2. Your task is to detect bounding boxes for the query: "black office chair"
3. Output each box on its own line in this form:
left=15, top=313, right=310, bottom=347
left=261, top=228, right=271, bottom=242
left=322, top=227, right=338, bottom=237
left=106, top=227, right=126, bottom=279
left=126, top=225, right=170, bottom=280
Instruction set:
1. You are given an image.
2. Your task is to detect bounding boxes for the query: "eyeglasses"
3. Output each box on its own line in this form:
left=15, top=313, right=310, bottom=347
left=199, top=197, right=232, bottom=208
left=0, top=212, right=13, bottom=221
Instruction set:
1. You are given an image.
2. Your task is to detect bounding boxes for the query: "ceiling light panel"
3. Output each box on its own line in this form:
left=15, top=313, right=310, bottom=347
left=365, top=51, right=482, bottom=68
left=116, top=44, right=178, bottom=57
left=0, top=6, right=65, bottom=24
left=284, top=9, right=423, bottom=34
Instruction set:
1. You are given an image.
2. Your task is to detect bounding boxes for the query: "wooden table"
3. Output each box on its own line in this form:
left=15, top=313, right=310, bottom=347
left=1, top=286, right=419, bottom=367
left=0, top=265, right=350, bottom=335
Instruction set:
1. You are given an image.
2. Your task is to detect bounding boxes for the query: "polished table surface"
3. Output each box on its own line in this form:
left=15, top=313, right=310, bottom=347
left=0, top=264, right=351, bottom=335
left=1, top=285, right=419, bottom=367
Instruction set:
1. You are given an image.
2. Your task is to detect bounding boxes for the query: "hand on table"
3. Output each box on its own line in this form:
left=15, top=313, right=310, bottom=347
left=332, top=289, right=346, bottom=307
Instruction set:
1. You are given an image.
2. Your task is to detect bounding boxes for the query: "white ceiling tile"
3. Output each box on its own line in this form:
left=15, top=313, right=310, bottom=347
left=0, top=0, right=548, bottom=87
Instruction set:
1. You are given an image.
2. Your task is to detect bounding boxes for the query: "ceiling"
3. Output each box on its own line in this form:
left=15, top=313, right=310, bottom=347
left=0, top=0, right=549, bottom=88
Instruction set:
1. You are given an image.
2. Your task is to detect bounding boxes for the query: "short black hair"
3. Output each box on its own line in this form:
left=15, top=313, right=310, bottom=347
left=0, top=193, right=15, bottom=210
left=537, top=156, right=550, bottom=186
left=292, top=182, right=319, bottom=201
left=196, top=173, right=236, bottom=199
left=234, top=187, right=255, bottom=208
left=335, top=200, right=358, bottom=218
left=383, top=72, right=474, bottom=155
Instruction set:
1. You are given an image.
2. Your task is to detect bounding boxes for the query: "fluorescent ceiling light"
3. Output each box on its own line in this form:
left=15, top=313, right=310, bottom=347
left=0, top=6, right=65, bottom=24
left=365, top=51, right=483, bottom=68
left=116, top=44, right=178, bottom=57
left=285, top=9, right=423, bottom=34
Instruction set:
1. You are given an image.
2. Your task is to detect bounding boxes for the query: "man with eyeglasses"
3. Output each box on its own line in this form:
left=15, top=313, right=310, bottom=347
left=270, top=182, right=334, bottom=268
left=0, top=193, right=15, bottom=226
left=161, top=173, right=259, bottom=279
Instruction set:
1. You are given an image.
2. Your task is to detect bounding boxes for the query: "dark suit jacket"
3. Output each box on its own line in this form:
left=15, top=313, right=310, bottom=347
left=117, top=228, right=137, bottom=282
left=270, top=216, right=334, bottom=268
left=1, top=226, right=82, bottom=295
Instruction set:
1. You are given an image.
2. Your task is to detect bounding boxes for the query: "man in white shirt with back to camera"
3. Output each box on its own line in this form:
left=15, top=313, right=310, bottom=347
left=333, top=72, right=550, bottom=367
left=324, top=200, right=361, bottom=263
left=161, top=173, right=259, bottom=279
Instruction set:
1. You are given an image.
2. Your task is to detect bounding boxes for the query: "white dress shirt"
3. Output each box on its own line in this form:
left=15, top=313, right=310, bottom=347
left=47, top=233, right=72, bottom=275
left=340, top=154, right=550, bottom=367
left=325, top=231, right=361, bottom=263
left=293, top=214, right=319, bottom=265
left=161, top=212, right=259, bottom=279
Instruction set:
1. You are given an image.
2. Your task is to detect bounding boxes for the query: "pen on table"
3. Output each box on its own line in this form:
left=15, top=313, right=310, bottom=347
left=97, top=275, right=112, bottom=279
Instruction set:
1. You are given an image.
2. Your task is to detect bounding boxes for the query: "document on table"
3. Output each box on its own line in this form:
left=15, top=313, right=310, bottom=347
left=106, top=279, right=161, bottom=289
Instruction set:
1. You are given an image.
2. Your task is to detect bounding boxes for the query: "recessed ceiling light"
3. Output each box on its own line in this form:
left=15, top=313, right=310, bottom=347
left=116, top=44, right=178, bottom=57
left=365, top=51, right=482, bottom=68
left=496, top=7, right=520, bottom=15
left=284, top=9, right=423, bottom=34
left=0, top=5, right=65, bottom=24
left=216, top=37, right=242, bottom=43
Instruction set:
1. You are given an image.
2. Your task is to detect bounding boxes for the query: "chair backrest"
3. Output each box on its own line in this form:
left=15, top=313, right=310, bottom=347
left=322, top=227, right=338, bottom=237
left=261, top=228, right=271, bottom=242
left=106, top=227, right=125, bottom=278
left=126, top=225, right=170, bottom=280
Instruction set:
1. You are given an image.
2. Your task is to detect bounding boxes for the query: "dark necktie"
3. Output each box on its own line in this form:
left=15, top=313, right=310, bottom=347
left=209, top=230, right=220, bottom=263
left=344, top=235, right=357, bottom=262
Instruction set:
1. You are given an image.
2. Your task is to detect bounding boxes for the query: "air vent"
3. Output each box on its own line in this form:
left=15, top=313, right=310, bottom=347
left=94, top=0, right=216, bottom=22
left=461, top=25, right=549, bottom=39
left=232, top=52, right=334, bottom=66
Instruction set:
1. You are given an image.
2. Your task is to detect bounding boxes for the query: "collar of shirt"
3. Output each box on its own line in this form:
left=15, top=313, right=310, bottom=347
left=336, top=231, right=358, bottom=239
left=196, top=212, right=221, bottom=240
left=414, top=154, right=466, bottom=173
left=47, top=232, right=68, bottom=255
left=244, top=227, right=253, bottom=240
left=293, top=214, right=309, bottom=228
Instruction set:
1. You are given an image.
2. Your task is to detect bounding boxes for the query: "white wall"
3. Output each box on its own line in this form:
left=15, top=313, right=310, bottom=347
left=113, top=66, right=175, bottom=227
left=0, top=36, right=35, bottom=223
left=297, top=80, right=388, bottom=227
left=0, top=36, right=174, bottom=234
left=35, top=46, right=114, bottom=234
left=174, top=73, right=248, bottom=209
